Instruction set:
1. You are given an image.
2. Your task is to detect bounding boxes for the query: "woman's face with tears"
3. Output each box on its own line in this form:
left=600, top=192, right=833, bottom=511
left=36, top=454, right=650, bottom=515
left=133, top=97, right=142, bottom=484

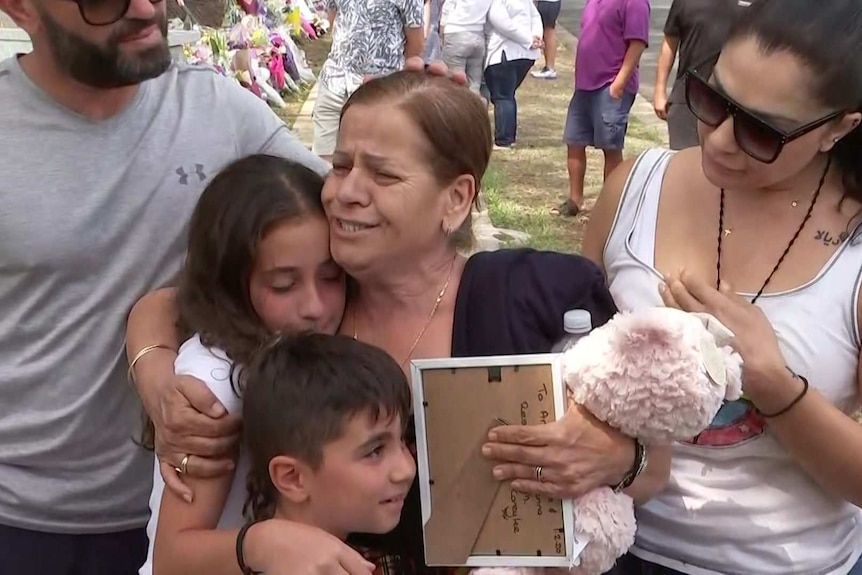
left=322, top=103, right=466, bottom=276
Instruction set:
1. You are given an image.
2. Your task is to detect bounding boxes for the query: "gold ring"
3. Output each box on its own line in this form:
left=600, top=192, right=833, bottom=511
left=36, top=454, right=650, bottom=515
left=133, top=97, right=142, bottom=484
left=535, top=465, right=545, bottom=483
left=180, top=455, right=190, bottom=475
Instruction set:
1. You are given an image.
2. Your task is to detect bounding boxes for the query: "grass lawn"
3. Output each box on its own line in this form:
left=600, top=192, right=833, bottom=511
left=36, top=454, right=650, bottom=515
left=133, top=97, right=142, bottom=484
left=483, top=115, right=662, bottom=254
left=482, top=35, right=665, bottom=254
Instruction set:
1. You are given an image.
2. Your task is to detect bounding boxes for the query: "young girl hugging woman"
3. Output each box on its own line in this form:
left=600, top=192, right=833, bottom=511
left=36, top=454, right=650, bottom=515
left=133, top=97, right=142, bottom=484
left=134, top=154, right=351, bottom=575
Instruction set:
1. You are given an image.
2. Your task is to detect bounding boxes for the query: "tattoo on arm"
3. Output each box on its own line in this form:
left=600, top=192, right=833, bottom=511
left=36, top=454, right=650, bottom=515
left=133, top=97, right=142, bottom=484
left=814, top=230, right=849, bottom=246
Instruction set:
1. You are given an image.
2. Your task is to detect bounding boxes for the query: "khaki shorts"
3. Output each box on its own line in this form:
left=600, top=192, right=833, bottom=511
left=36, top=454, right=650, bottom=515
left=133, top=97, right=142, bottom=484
left=312, top=83, right=349, bottom=156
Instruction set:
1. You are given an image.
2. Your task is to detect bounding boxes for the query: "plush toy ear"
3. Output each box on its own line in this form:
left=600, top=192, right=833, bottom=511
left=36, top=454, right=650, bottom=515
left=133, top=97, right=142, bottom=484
left=692, top=312, right=735, bottom=347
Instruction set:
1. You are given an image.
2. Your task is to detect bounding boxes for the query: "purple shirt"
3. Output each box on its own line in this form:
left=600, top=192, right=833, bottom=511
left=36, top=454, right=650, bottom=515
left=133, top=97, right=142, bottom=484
left=574, top=0, right=650, bottom=93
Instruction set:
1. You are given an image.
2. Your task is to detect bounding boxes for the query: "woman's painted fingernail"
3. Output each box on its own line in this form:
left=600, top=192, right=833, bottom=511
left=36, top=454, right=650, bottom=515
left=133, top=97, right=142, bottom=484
left=482, top=445, right=491, bottom=456
left=488, top=431, right=498, bottom=442
left=493, top=468, right=503, bottom=479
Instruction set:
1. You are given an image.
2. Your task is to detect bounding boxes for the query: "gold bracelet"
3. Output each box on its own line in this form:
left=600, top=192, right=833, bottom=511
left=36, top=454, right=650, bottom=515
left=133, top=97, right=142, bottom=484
left=127, top=344, right=174, bottom=386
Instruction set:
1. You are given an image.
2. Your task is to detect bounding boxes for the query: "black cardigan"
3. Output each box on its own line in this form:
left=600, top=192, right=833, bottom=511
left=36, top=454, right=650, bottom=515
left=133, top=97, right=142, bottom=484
left=452, top=248, right=617, bottom=356
left=349, top=248, right=618, bottom=574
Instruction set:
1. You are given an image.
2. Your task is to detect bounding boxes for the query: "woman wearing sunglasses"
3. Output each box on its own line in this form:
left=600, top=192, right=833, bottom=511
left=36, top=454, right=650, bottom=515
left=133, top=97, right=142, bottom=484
left=583, top=0, right=862, bottom=574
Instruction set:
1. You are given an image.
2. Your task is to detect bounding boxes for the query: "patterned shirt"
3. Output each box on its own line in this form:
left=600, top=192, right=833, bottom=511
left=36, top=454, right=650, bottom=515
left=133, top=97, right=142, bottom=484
left=320, top=0, right=424, bottom=96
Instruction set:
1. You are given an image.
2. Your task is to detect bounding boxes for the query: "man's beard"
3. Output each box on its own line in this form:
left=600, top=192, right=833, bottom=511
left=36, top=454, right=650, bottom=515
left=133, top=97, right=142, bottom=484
left=38, top=9, right=171, bottom=89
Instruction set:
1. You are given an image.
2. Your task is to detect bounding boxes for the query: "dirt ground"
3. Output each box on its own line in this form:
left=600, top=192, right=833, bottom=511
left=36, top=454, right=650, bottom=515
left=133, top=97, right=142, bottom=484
left=276, top=35, right=333, bottom=127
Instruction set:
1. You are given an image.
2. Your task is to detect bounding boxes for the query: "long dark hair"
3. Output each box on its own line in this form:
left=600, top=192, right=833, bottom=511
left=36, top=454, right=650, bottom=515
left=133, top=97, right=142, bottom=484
left=727, top=0, right=862, bottom=203
left=138, top=155, right=326, bottom=450
left=176, top=154, right=326, bottom=370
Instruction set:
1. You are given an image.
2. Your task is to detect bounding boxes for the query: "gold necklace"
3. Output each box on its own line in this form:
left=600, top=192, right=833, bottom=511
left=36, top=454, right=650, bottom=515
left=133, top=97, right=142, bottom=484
left=353, top=255, right=457, bottom=368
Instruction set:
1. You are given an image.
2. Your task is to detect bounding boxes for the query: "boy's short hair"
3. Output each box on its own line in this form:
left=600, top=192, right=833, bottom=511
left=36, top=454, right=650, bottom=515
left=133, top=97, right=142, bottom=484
left=242, top=333, right=412, bottom=520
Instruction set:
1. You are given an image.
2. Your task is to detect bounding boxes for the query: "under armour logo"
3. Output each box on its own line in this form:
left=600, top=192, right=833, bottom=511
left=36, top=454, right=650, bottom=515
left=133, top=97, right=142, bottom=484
left=176, top=164, right=207, bottom=185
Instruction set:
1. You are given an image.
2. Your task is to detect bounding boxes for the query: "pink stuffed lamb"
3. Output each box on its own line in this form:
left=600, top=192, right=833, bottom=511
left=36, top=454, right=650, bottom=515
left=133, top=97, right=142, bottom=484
left=473, top=307, right=743, bottom=575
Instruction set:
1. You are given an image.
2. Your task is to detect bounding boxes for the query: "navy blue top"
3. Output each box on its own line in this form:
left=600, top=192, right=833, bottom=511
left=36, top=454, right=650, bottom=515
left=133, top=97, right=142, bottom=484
left=452, top=248, right=618, bottom=357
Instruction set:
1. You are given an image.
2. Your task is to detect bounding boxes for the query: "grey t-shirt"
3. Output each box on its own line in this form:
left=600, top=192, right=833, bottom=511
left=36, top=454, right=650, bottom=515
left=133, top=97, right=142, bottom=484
left=0, top=56, right=329, bottom=533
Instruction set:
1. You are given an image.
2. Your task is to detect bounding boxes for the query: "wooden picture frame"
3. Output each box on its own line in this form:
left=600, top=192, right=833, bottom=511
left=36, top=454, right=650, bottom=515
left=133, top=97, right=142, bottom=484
left=411, top=354, right=582, bottom=568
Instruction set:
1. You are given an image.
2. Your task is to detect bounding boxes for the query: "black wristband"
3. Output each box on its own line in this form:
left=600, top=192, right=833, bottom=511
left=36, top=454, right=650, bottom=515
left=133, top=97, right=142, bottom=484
left=236, top=520, right=264, bottom=575
left=758, top=370, right=809, bottom=418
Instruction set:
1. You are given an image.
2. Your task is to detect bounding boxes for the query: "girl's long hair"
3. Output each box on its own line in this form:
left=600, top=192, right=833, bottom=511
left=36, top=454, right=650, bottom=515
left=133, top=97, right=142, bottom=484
left=137, top=154, right=326, bottom=449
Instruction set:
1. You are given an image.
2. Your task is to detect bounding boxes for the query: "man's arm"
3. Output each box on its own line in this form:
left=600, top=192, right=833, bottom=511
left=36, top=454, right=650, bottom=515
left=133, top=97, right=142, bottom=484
left=653, top=36, right=679, bottom=119
left=405, top=27, right=425, bottom=59
left=609, top=0, right=650, bottom=97
left=401, top=0, right=426, bottom=59
left=610, top=40, right=647, bottom=96
left=654, top=0, right=683, bottom=118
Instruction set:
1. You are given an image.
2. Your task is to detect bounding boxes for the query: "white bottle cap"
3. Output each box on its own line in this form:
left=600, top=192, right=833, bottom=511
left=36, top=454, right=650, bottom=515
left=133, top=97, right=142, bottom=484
left=563, top=309, right=592, bottom=334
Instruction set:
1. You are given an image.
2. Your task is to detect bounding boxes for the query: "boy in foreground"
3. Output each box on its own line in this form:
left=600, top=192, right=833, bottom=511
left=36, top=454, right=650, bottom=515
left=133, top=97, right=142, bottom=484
left=239, top=334, right=416, bottom=571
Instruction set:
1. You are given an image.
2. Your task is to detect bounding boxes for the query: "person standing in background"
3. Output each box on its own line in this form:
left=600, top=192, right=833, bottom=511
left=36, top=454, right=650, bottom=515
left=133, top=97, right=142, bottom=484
left=557, top=0, right=649, bottom=217
left=439, top=0, right=493, bottom=92
left=531, top=0, right=561, bottom=79
left=484, top=0, right=544, bottom=148
left=653, top=0, right=751, bottom=150
left=312, top=0, right=425, bottom=160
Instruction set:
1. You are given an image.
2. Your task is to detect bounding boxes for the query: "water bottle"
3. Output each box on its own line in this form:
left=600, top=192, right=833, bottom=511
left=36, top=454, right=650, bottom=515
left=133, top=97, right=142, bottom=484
left=551, top=309, right=593, bottom=352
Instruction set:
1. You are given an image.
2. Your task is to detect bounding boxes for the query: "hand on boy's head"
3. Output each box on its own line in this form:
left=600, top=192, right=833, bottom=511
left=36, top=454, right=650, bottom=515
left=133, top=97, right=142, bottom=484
left=152, top=374, right=242, bottom=500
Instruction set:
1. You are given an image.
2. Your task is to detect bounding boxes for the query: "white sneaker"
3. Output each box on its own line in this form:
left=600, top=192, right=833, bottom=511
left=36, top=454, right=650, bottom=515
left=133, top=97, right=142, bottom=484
left=531, top=68, right=557, bottom=79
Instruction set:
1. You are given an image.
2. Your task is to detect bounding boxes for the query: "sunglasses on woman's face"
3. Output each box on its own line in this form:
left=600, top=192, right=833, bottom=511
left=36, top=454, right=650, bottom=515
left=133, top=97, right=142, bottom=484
left=685, top=60, right=845, bottom=164
left=69, top=0, right=159, bottom=26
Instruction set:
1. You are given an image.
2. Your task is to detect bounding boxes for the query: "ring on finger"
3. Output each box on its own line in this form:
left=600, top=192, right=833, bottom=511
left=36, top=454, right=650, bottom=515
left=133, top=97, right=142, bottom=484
left=535, top=465, right=545, bottom=483
left=179, top=455, right=190, bottom=475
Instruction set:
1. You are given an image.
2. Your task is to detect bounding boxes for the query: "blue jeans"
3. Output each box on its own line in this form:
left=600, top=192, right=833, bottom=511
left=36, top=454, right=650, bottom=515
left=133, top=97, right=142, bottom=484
left=484, top=56, right=533, bottom=146
left=608, top=553, right=862, bottom=575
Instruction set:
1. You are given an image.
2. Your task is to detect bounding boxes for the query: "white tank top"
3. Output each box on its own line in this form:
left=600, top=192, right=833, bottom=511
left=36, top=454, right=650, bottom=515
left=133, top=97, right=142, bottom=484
left=604, top=149, right=862, bottom=575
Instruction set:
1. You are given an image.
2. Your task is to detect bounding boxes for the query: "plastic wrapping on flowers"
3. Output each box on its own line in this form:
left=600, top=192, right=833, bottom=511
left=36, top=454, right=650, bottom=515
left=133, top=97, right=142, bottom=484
left=181, top=0, right=328, bottom=109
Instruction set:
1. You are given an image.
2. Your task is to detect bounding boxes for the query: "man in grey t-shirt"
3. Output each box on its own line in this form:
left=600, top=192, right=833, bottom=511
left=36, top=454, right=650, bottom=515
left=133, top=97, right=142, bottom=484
left=0, top=0, right=327, bottom=570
